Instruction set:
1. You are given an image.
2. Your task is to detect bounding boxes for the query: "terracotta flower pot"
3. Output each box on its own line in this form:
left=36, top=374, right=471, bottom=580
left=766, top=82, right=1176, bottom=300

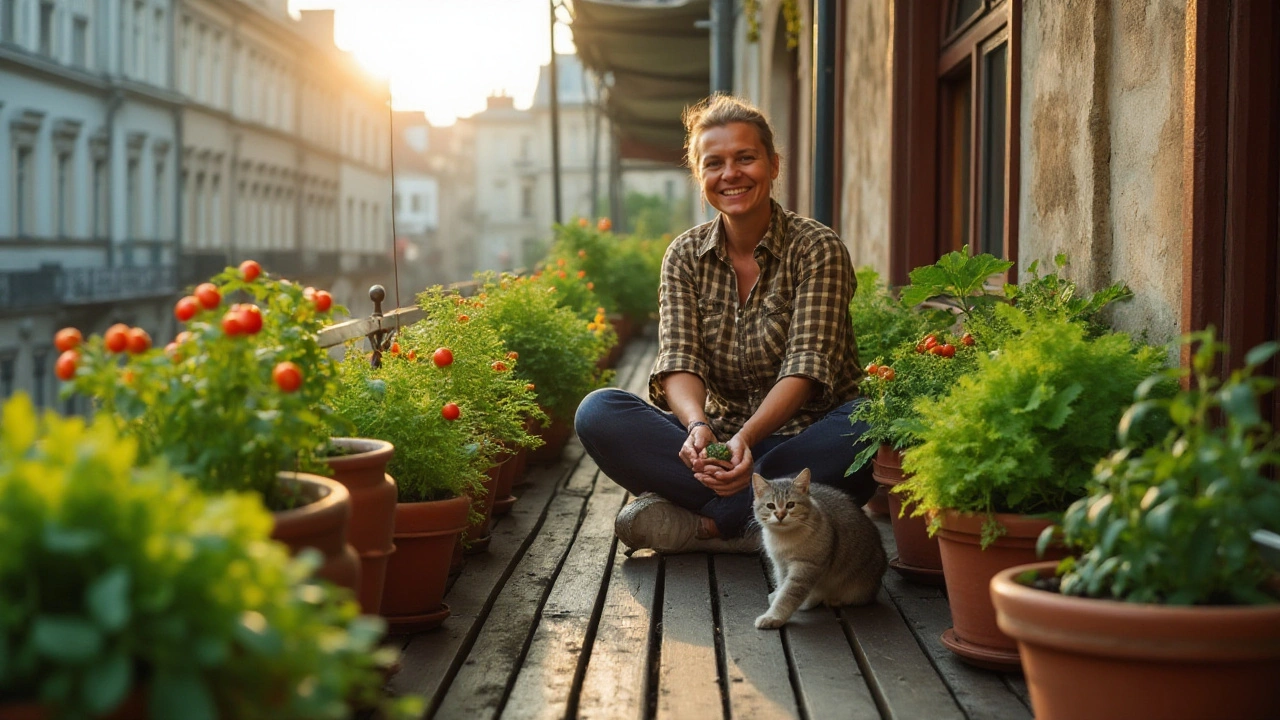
left=992, top=562, right=1280, bottom=720
left=528, top=411, right=573, bottom=464
left=381, top=493, right=471, bottom=632
left=872, top=446, right=944, bottom=585
left=491, top=448, right=519, bottom=516
left=270, top=472, right=361, bottom=595
left=935, top=509, right=1068, bottom=671
left=324, top=437, right=398, bottom=614
left=462, top=462, right=500, bottom=553
left=1, top=691, right=146, bottom=719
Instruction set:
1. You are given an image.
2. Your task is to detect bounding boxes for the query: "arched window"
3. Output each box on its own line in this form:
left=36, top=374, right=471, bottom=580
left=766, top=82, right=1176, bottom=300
left=891, top=0, right=1020, bottom=282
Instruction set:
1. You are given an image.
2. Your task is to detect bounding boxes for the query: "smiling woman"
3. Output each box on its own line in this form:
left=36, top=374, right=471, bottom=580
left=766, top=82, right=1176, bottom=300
left=574, top=94, right=877, bottom=557
left=288, top=0, right=573, bottom=124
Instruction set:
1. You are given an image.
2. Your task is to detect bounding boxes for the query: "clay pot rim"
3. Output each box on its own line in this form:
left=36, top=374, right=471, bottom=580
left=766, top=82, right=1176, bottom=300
left=324, top=437, right=394, bottom=470
left=272, top=471, right=348, bottom=519
left=938, top=508, right=1057, bottom=539
left=992, top=561, right=1280, bottom=659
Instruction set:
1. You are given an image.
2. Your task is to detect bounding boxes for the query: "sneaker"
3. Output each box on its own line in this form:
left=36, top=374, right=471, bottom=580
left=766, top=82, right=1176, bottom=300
left=615, top=493, right=762, bottom=555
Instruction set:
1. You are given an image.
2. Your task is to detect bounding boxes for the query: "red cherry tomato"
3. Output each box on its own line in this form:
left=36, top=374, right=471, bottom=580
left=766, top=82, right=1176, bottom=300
left=194, top=283, right=221, bottom=310
left=432, top=347, right=454, bottom=367
left=237, top=305, right=263, bottom=335
left=866, top=363, right=880, bottom=375
left=104, top=324, right=130, bottom=353
left=879, top=366, right=896, bottom=381
left=441, top=402, right=460, bottom=421
left=221, top=311, right=245, bottom=336
left=313, top=290, right=333, bottom=312
left=272, top=361, right=302, bottom=392
left=174, top=296, right=200, bottom=322
left=491, top=361, right=508, bottom=372
left=923, top=335, right=939, bottom=351
left=939, top=344, right=957, bottom=358
left=457, top=314, right=470, bottom=323
left=406, top=349, right=417, bottom=361
left=54, top=327, right=82, bottom=352
left=525, top=383, right=536, bottom=391
left=239, top=260, right=262, bottom=282
left=125, top=328, right=151, bottom=354
left=507, top=351, right=518, bottom=360
left=55, top=350, right=79, bottom=381
left=961, top=333, right=976, bottom=347
left=390, top=342, right=400, bottom=355
left=916, top=343, right=927, bottom=354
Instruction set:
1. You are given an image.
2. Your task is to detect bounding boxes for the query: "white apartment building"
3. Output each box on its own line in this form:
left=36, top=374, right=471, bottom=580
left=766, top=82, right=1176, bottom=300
left=0, top=0, right=395, bottom=406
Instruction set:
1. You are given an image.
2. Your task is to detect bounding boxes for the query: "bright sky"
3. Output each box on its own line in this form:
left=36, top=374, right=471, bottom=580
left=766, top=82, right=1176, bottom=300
left=288, top=0, right=576, bottom=126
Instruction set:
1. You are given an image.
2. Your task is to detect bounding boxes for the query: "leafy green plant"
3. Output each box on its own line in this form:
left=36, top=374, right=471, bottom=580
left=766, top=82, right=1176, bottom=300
left=330, top=346, right=487, bottom=505
left=896, top=308, right=1170, bottom=546
left=473, top=272, right=613, bottom=421
left=547, top=222, right=668, bottom=323
left=898, top=246, right=1013, bottom=315
left=58, top=263, right=344, bottom=508
left=0, top=394, right=419, bottom=719
left=847, top=266, right=953, bottom=366
left=1048, top=332, right=1280, bottom=605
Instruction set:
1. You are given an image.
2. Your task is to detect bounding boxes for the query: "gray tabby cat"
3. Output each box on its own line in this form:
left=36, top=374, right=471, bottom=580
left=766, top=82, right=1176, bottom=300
left=752, top=468, right=888, bottom=629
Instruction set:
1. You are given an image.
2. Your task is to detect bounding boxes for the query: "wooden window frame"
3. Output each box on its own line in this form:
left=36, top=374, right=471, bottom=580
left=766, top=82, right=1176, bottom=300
left=1182, top=0, right=1279, bottom=423
left=889, top=0, right=1021, bottom=285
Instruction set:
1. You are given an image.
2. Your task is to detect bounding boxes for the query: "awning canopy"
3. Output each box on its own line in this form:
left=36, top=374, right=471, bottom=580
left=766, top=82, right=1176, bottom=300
left=568, top=0, right=711, bottom=164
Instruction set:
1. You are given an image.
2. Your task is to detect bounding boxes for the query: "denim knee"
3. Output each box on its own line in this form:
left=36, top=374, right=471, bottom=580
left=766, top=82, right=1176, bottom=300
left=574, top=388, right=631, bottom=442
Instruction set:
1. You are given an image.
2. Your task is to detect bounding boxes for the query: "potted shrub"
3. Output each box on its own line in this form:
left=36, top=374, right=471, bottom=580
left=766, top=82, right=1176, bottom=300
left=895, top=308, right=1168, bottom=669
left=475, top=272, right=613, bottom=462
left=992, top=332, right=1280, bottom=719
left=330, top=337, right=487, bottom=632
left=0, top=394, right=420, bottom=719
left=401, top=287, right=544, bottom=551
left=57, top=262, right=359, bottom=593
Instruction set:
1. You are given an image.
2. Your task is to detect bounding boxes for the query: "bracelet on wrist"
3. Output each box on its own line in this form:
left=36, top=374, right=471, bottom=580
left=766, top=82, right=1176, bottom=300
left=686, top=420, right=711, bottom=436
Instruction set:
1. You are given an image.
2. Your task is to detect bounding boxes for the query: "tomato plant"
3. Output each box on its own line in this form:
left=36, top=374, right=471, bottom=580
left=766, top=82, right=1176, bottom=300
left=433, top=347, right=454, bottom=367
left=273, top=361, right=303, bottom=393
left=174, top=295, right=199, bottom=321
left=125, top=328, right=151, bottom=354
left=194, top=282, right=221, bottom=309
left=54, top=327, right=82, bottom=352
left=55, top=350, right=78, bottom=380
left=239, top=259, right=262, bottom=281
left=441, top=402, right=460, bottom=421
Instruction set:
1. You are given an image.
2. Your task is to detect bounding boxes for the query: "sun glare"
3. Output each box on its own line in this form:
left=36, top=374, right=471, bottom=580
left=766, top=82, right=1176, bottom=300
left=288, top=0, right=576, bottom=126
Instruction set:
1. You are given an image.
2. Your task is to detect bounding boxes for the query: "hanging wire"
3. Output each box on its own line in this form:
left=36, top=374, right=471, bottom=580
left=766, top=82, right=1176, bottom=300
left=386, top=93, right=402, bottom=339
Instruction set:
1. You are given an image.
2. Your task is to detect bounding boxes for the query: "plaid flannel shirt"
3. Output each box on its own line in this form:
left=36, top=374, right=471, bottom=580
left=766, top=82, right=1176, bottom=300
left=649, top=201, right=863, bottom=438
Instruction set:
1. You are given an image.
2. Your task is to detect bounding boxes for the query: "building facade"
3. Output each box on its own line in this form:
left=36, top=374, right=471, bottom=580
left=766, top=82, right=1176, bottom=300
left=0, top=0, right=395, bottom=406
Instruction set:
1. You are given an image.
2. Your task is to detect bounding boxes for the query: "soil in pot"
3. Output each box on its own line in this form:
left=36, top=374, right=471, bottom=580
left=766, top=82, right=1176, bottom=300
left=992, top=562, right=1280, bottom=720
left=936, top=509, right=1068, bottom=671
left=324, top=437, right=397, bottom=614
left=270, top=472, right=361, bottom=595
left=872, top=446, right=944, bottom=585
left=381, top=493, right=471, bottom=632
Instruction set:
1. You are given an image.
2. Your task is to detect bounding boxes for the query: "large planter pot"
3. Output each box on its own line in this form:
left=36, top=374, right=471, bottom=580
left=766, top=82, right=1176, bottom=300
left=324, top=437, right=398, bottom=614
left=381, top=493, right=471, bottom=632
left=271, top=472, right=361, bottom=595
left=462, top=462, right=500, bottom=553
left=992, top=562, right=1280, bottom=720
left=872, top=446, right=944, bottom=585
left=935, top=509, right=1069, bottom=671
left=491, top=448, right=519, bottom=516
left=528, top=411, right=573, bottom=464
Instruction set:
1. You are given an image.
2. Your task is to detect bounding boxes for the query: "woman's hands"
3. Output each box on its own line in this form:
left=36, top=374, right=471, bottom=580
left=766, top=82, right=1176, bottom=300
left=683, top=425, right=753, bottom=497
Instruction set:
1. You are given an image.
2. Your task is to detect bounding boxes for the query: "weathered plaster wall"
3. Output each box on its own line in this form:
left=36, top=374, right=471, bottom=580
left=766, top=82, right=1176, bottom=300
left=1020, top=0, right=1185, bottom=348
left=838, top=0, right=893, bottom=274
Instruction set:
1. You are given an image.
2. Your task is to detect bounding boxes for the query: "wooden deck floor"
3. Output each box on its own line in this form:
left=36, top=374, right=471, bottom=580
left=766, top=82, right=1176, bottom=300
left=388, top=333, right=1033, bottom=720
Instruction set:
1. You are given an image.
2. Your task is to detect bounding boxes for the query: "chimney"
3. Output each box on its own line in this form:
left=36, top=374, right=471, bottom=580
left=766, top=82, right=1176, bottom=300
left=486, top=94, right=515, bottom=111
left=297, top=9, right=336, bottom=47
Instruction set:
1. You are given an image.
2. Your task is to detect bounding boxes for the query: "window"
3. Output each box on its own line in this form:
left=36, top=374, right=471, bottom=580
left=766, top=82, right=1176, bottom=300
left=152, top=8, right=164, bottom=84
left=55, top=152, right=71, bottom=237
left=93, top=158, right=108, bottom=238
left=195, top=26, right=206, bottom=100
left=890, top=0, right=1020, bottom=283
left=127, top=158, right=141, bottom=238
left=521, top=184, right=534, bottom=218
left=1, top=0, right=15, bottom=44
left=210, top=175, right=221, bottom=246
left=0, top=353, right=13, bottom=399
left=132, top=1, right=145, bottom=78
left=72, top=16, right=88, bottom=67
left=411, top=194, right=422, bottom=213
left=154, top=160, right=166, bottom=239
left=38, top=1, right=52, bottom=56
left=14, top=146, right=33, bottom=235
left=32, top=350, right=48, bottom=408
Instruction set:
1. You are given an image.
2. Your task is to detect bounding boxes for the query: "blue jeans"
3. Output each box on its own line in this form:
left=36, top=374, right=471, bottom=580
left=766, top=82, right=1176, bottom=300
left=574, top=388, right=877, bottom=538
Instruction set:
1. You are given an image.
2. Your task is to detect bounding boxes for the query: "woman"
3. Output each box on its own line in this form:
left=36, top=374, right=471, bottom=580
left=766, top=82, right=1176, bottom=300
left=574, top=94, right=875, bottom=554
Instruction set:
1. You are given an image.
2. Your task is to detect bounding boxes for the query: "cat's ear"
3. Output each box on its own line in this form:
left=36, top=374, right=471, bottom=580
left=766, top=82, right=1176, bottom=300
left=792, top=468, right=812, bottom=493
left=751, top=473, right=769, bottom=497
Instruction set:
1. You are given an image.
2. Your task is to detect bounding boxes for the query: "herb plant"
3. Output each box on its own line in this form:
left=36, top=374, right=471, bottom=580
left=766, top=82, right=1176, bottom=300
left=1049, top=332, right=1280, bottom=605
left=847, top=266, right=953, bottom=366
left=58, top=264, right=343, bottom=508
left=0, top=394, right=419, bottom=719
left=898, top=246, right=1013, bottom=315
left=896, top=308, right=1169, bottom=546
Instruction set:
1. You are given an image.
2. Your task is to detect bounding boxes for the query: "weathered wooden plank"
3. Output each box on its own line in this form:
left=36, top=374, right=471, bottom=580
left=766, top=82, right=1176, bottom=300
left=387, top=455, right=566, bottom=703
left=500, top=480, right=628, bottom=720
left=840, top=590, right=965, bottom=720
left=316, top=305, right=425, bottom=347
left=657, top=554, right=724, bottom=720
left=576, top=534, right=659, bottom=720
left=781, top=604, right=880, bottom=720
left=713, top=554, right=801, bottom=720
left=432, top=492, right=588, bottom=719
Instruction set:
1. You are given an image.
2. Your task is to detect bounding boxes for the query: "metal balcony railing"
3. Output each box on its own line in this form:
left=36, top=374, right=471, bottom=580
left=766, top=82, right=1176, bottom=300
left=60, top=266, right=178, bottom=305
left=0, top=267, right=62, bottom=310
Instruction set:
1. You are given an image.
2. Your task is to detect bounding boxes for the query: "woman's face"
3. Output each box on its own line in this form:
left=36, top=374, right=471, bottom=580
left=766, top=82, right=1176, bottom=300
left=695, top=122, right=778, bottom=222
